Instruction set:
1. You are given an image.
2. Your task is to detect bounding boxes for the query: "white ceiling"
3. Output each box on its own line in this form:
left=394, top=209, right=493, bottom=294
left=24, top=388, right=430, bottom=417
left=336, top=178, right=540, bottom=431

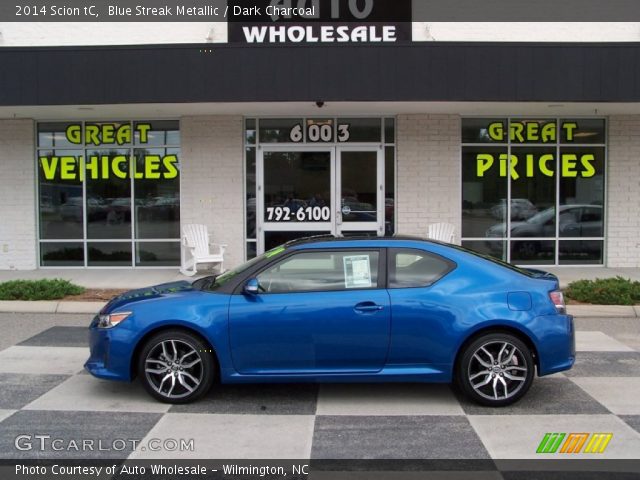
left=1, top=101, right=640, bottom=120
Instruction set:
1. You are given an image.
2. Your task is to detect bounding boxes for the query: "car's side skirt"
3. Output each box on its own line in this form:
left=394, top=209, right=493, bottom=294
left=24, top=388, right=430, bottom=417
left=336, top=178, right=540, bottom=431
left=220, top=364, right=452, bottom=384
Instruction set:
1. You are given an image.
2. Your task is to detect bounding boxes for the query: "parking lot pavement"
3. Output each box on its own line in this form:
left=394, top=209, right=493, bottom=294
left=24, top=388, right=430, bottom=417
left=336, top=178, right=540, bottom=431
left=0, top=317, right=639, bottom=464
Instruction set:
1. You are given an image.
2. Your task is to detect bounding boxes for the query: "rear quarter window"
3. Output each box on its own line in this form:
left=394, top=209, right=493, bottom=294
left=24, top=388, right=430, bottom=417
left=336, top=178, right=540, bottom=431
left=388, top=248, right=453, bottom=288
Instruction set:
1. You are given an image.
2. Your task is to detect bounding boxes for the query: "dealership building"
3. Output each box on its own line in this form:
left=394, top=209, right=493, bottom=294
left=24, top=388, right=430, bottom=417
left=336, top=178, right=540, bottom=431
left=1, top=17, right=640, bottom=271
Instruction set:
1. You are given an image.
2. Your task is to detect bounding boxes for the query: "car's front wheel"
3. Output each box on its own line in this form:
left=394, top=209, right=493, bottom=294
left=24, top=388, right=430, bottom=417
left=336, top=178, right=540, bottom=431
left=137, top=329, right=215, bottom=404
left=457, top=333, right=534, bottom=407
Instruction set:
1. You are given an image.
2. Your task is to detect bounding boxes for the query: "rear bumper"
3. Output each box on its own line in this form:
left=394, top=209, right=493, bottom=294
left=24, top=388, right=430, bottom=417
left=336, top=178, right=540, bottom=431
left=536, top=314, right=575, bottom=376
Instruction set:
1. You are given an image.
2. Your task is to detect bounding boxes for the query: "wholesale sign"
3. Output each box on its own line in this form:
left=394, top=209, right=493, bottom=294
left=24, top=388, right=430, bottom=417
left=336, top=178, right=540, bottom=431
left=228, top=0, right=412, bottom=44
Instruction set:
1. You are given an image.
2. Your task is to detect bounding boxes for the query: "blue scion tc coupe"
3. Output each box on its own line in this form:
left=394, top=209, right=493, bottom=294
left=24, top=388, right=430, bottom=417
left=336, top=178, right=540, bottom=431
left=85, top=236, right=575, bottom=407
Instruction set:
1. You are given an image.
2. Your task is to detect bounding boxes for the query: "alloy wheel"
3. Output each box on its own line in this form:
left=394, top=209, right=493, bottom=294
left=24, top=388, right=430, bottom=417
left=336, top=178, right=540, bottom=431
left=144, top=339, right=204, bottom=400
left=467, top=340, right=529, bottom=401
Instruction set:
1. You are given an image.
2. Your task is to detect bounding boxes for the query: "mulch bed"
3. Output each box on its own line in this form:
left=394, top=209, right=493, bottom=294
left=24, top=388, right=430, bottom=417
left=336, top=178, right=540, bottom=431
left=63, top=289, right=127, bottom=302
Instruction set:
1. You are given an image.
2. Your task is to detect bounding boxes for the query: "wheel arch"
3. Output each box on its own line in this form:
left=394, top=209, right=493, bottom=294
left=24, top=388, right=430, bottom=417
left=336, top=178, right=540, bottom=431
left=130, top=324, right=220, bottom=381
left=453, top=324, right=540, bottom=376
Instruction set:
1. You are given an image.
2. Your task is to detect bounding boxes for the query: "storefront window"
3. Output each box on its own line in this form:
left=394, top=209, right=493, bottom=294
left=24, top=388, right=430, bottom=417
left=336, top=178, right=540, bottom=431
left=461, top=118, right=606, bottom=265
left=37, top=121, right=181, bottom=267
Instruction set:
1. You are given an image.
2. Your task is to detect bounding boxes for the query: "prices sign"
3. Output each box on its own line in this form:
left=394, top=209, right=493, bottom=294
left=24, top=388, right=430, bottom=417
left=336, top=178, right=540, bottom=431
left=475, top=120, right=601, bottom=179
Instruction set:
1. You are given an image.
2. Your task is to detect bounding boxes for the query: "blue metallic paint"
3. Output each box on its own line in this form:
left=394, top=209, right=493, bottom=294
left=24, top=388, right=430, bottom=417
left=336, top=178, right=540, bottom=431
left=85, top=238, right=574, bottom=386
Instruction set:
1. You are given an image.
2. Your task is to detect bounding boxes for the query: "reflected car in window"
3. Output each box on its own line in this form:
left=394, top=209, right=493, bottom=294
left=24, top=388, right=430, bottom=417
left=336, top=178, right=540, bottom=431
left=490, top=198, right=538, bottom=221
left=85, top=236, right=574, bottom=407
left=60, top=197, right=108, bottom=222
left=486, top=205, right=603, bottom=256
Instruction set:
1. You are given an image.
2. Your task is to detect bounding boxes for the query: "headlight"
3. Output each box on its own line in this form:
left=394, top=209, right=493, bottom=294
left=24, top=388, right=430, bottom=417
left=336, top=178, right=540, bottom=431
left=97, top=311, right=132, bottom=329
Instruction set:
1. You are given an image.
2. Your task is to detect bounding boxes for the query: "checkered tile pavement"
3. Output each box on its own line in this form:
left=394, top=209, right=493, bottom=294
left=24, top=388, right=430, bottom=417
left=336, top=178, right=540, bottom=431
left=0, top=326, right=639, bottom=461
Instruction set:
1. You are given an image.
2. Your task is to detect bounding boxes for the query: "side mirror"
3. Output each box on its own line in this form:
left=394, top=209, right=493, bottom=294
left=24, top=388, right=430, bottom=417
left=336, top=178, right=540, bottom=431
left=243, top=278, right=260, bottom=295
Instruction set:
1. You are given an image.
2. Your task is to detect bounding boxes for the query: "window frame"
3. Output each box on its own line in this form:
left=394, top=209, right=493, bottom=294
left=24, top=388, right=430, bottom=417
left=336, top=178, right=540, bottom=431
left=386, top=247, right=456, bottom=289
left=250, top=248, right=387, bottom=295
left=460, top=116, right=607, bottom=267
left=35, top=119, right=182, bottom=269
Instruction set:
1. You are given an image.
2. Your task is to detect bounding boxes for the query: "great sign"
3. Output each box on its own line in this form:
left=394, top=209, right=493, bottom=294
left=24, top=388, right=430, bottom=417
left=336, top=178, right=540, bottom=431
left=39, top=123, right=178, bottom=181
left=476, top=121, right=597, bottom=179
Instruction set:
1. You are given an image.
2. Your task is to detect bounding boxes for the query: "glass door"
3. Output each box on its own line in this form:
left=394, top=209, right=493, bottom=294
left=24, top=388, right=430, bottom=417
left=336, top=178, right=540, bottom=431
left=257, top=146, right=384, bottom=254
left=336, top=146, right=384, bottom=237
left=258, top=147, right=335, bottom=253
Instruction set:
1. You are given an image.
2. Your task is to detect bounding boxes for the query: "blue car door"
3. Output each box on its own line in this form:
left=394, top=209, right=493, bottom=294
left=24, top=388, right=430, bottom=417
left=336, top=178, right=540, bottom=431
left=228, top=249, right=391, bottom=375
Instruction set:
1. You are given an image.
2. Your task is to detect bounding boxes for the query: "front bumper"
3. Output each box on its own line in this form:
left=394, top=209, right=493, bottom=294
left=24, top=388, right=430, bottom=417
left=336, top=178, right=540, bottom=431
left=84, top=317, right=133, bottom=382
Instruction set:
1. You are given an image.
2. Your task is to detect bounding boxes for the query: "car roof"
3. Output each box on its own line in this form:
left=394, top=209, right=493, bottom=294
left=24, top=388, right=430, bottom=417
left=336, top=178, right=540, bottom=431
left=283, top=234, right=447, bottom=249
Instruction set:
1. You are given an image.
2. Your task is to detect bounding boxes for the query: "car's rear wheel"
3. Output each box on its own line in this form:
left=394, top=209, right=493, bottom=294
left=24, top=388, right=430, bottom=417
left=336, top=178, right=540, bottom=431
left=137, top=329, right=215, bottom=404
left=457, top=333, right=534, bottom=407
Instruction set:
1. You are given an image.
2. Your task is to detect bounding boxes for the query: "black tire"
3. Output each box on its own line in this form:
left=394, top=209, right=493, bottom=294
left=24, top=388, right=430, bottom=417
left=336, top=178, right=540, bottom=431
left=137, top=329, right=216, bottom=404
left=456, top=332, right=534, bottom=407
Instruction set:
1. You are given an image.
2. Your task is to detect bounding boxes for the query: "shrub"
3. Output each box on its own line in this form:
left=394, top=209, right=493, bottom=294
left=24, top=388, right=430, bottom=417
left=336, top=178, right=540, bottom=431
left=565, top=276, right=640, bottom=305
left=0, top=279, right=85, bottom=301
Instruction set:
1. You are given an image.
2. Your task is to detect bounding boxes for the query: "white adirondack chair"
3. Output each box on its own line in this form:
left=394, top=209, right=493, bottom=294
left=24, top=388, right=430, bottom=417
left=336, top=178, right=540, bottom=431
left=180, top=224, right=227, bottom=277
left=427, top=222, right=457, bottom=244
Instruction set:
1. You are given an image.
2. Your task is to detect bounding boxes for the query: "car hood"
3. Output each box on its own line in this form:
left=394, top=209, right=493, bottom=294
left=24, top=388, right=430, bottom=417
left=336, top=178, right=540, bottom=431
left=100, top=281, right=194, bottom=313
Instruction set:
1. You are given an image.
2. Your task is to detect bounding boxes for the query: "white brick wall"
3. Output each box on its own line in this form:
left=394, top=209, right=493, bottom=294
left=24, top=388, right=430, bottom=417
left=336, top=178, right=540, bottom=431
left=396, top=114, right=461, bottom=239
left=0, top=119, right=36, bottom=270
left=606, top=116, right=640, bottom=267
left=413, top=23, right=640, bottom=42
left=180, top=116, right=245, bottom=269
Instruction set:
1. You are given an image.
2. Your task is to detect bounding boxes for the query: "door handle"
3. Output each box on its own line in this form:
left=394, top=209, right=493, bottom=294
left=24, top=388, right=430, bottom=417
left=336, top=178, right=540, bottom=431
left=354, top=302, right=384, bottom=313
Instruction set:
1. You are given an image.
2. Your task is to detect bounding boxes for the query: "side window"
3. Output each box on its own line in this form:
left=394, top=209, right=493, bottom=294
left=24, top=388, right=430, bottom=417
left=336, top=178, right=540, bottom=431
left=389, top=248, right=452, bottom=288
left=256, top=250, right=380, bottom=293
left=581, top=207, right=602, bottom=222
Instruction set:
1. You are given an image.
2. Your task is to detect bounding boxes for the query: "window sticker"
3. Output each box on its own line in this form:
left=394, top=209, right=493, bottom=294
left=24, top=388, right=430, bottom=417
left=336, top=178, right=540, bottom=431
left=343, top=255, right=372, bottom=289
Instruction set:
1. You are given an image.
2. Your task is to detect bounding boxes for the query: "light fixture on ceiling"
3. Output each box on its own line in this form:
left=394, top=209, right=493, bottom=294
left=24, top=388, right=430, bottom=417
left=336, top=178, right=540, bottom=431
left=424, top=24, right=435, bottom=41
left=205, top=27, right=215, bottom=42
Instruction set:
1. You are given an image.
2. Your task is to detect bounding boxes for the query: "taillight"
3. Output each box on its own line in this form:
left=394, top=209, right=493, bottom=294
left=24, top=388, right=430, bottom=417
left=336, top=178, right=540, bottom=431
left=549, top=290, right=566, bottom=314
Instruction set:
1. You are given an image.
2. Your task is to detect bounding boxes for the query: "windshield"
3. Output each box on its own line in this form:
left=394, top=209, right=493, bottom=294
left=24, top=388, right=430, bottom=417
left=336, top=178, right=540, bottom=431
left=526, top=207, right=555, bottom=225
left=204, top=245, right=288, bottom=291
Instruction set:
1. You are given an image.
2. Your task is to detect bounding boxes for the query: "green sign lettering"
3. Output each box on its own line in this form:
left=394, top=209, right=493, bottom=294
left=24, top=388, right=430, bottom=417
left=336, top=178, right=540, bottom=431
left=64, top=122, right=153, bottom=146
left=39, top=155, right=180, bottom=181
left=487, top=121, right=578, bottom=143
left=475, top=153, right=597, bottom=179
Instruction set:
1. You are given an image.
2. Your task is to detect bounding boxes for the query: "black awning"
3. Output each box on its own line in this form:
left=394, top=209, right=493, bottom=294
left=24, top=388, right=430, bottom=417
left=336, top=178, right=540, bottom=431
left=1, top=42, right=639, bottom=106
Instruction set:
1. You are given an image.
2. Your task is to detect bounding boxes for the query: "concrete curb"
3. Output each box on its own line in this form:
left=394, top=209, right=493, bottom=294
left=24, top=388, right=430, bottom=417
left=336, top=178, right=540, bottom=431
left=567, top=305, right=638, bottom=318
left=0, top=300, right=638, bottom=317
left=0, top=300, right=106, bottom=314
